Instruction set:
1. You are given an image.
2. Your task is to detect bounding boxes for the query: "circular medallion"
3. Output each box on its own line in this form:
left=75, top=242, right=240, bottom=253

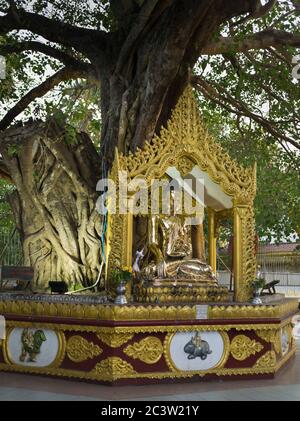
left=4, top=328, right=65, bottom=368
left=281, top=326, right=292, bottom=356
left=166, top=331, right=229, bottom=372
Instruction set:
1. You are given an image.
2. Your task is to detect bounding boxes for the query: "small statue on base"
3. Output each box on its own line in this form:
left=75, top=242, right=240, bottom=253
left=132, top=248, right=145, bottom=274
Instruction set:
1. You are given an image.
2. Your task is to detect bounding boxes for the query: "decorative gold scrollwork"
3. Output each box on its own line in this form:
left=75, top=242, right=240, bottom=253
left=118, top=86, right=256, bottom=204
left=90, top=357, right=136, bottom=381
left=176, top=156, right=195, bottom=177
left=256, top=329, right=281, bottom=354
left=254, top=351, right=276, bottom=369
left=230, top=335, right=263, bottom=361
left=66, top=336, right=102, bottom=363
left=97, top=333, right=133, bottom=348
left=124, top=336, right=163, bottom=364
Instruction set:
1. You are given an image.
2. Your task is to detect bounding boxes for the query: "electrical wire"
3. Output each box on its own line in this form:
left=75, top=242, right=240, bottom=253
left=65, top=261, right=104, bottom=295
left=66, top=141, right=108, bottom=295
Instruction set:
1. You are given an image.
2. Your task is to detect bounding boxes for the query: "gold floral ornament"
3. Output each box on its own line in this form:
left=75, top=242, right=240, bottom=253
left=66, top=336, right=102, bottom=363
left=90, top=357, right=137, bottom=381
left=230, top=335, right=264, bottom=361
left=97, top=333, right=134, bottom=348
left=124, top=336, right=164, bottom=364
left=254, top=351, right=276, bottom=369
left=256, top=329, right=281, bottom=354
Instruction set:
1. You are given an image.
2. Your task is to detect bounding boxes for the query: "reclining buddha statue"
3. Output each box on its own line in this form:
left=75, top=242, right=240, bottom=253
left=134, top=209, right=229, bottom=304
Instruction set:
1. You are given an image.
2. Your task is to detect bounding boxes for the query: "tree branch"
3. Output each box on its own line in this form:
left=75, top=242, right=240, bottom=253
left=0, top=66, right=93, bottom=132
left=0, top=41, right=88, bottom=67
left=232, top=0, right=278, bottom=27
left=202, top=29, right=300, bottom=55
left=192, top=75, right=300, bottom=152
left=0, top=3, right=109, bottom=56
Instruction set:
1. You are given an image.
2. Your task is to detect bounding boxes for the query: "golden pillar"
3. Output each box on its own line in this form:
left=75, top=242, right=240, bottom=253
left=233, top=205, right=256, bottom=302
left=233, top=206, right=243, bottom=302
left=117, top=194, right=134, bottom=269
left=191, top=223, right=206, bottom=261
left=106, top=194, right=134, bottom=300
left=124, top=212, right=133, bottom=268
left=124, top=197, right=134, bottom=300
left=208, top=208, right=217, bottom=273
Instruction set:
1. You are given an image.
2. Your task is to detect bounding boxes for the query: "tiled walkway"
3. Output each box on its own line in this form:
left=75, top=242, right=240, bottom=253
left=0, top=343, right=299, bottom=401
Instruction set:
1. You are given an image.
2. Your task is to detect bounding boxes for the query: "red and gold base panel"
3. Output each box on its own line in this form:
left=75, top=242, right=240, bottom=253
left=0, top=298, right=298, bottom=385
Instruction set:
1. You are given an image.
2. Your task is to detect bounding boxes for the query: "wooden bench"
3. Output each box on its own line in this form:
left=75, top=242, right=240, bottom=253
left=261, top=280, right=280, bottom=295
left=0, top=266, right=34, bottom=291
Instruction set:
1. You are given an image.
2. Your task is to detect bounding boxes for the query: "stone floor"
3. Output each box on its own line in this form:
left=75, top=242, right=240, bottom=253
left=0, top=342, right=299, bottom=401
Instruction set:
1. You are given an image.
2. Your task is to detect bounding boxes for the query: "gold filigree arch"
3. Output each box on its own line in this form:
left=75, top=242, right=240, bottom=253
left=116, top=86, right=256, bottom=205
left=107, top=86, right=257, bottom=302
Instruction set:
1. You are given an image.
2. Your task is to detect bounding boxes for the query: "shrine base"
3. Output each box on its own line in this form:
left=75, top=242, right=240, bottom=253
left=0, top=295, right=298, bottom=385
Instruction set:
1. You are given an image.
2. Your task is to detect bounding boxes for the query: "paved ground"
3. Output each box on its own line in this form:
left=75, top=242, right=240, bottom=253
left=0, top=343, right=299, bottom=401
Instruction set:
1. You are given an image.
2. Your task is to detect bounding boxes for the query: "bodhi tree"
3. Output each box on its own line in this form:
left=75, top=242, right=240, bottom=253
left=0, top=0, right=299, bottom=290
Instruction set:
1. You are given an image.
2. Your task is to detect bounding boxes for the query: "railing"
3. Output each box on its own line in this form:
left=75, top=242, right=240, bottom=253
left=217, top=270, right=300, bottom=298
left=217, top=270, right=300, bottom=285
left=216, top=252, right=233, bottom=291
left=257, top=253, right=300, bottom=273
left=0, top=228, right=23, bottom=266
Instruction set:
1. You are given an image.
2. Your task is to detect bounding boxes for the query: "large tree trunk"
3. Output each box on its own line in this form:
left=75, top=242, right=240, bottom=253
left=0, top=120, right=102, bottom=291
left=99, top=0, right=228, bottom=163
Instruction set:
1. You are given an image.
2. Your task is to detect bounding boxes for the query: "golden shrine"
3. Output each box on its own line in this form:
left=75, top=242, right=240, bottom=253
left=106, top=86, right=256, bottom=303
left=0, top=87, right=297, bottom=385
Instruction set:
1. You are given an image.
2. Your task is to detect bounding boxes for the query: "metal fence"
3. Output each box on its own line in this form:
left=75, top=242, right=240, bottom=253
left=217, top=270, right=300, bottom=298
left=216, top=244, right=300, bottom=297
left=0, top=229, right=23, bottom=266
left=257, top=253, right=300, bottom=273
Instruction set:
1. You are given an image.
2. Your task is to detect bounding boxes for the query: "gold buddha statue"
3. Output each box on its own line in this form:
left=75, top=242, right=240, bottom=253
left=144, top=213, right=218, bottom=283
left=134, top=209, right=229, bottom=304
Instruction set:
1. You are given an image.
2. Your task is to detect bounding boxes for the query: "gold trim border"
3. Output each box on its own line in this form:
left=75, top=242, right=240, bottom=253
left=0, top=298, right=298, bottom=321
left=0, top=347, right=295, bottom=382
left=208, top=299, right=299, bottom=320
left=3, top=320, right=291, bottom=334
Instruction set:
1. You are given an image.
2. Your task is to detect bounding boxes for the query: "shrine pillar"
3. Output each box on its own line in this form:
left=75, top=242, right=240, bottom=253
left=191, top=207, right=206, bottom=262
left=106, top=195, right=134, bottom=298
left=233, top=204, right=256, bottom=302
left=208, top=208, right=217, bottom=273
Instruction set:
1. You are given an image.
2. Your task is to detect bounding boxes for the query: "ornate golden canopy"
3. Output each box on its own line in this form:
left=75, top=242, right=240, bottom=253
left=107, top=86, right=257, bottom=302
left=114, top=85, right=256, bottom=204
